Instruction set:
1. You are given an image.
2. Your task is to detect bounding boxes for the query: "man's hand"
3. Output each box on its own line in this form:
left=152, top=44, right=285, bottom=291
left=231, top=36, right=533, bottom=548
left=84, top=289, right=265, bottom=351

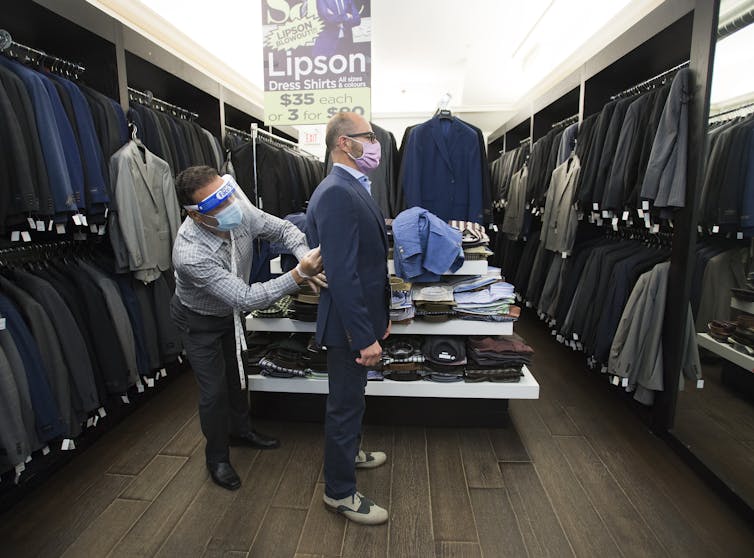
left=356, top=340, right=382, bottom=368
left=305, top=272, right=328, bottom=293
left=382, top=320, right=391, bottom=340
left=299, top=246, right=323, bottom=277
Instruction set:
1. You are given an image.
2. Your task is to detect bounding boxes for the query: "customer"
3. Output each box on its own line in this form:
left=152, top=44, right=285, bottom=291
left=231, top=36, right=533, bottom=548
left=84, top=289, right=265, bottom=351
left=306, top=112, right=391, bottom=524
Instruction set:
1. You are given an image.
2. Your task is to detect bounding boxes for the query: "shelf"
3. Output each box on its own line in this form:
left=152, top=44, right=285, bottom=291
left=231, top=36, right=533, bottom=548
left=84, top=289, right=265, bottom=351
left=247, top=366, right=539, bottom=399
left=697, top=333, right=754, bottom=373
left=246, top=316, right=514, bottom=336
left=387, top=259, right=488, bottom=276
left=269, top=256, right=488, bottom=276
left=731, top=296, right=754, bottom=315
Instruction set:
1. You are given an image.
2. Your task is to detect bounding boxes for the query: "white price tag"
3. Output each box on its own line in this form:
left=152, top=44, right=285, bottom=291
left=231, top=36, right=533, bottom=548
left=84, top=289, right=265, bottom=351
left=612, top=217, right=619, bottom=231
left=644, top=214, right=651, bottom=228
left=48, top=220, right=54, bottom=231
left=36, top=220, right=45, bottom=231
left=556, top=334, right=564, bottom=343
left=697, top=379, right=705, bottom=389
left=561, top=252, right=568, bottom=259
left=596, top=217, right=603, bottom=226
left=622, top=211, right=629, bottom=221
left=80, top=215, right=88, bottom=227
left=637, top=208, right=644, bottom=219
left=737, top=232, right=744, bottom=240
left=622, top=378, right=629, bottom=387
left=42, top=446, right=50, bottom=456
left=592, top=203, right=599, bottom=211
left=573, top=333, right=579, bottom=341
left=712, top=225, right=720, bottom=233
left=86, top=417, right=94, bottom=428
left=25, top=455, right=32, bottom=464
left=98, top=224, right=106, bottom=236
left=10, top=231, right=20, bottom=242
left=21, top=231, right=31, bottom=242
left=56, top=224, right=66, bottom=234
left=104, top=207, right=109, bottom=219
left=651, top=224, right=660, bottom=234
left=551, top=330, right=557, bottom=336
left=98, top=407, right=107, bottom=418
left=146, top=377, right=155, bottom=388
left=611, top=376, right=620, bottom=386
left=27, top=217, right=36, bottom=229
left=136, top=381, right=145, bottom=393
left=93, top=415, right=99, bottom=427
left=160, top=368, right=167, bottom=378
left=61, top=439, right=71, bottom=451
left=600, top=365, right=608, bottom=374
left=0, top=318, right=6, bottom=331
left=602, top=210, right=610, bottom=219
left=642, top=201, right=650, bottom=211
left=72, top=214, right=82, bottom=226
left=177, top=355, right=183, bottom=364
left=121, top=395, right=130, bottom=404
left=90, top=224, right=98, bottom=233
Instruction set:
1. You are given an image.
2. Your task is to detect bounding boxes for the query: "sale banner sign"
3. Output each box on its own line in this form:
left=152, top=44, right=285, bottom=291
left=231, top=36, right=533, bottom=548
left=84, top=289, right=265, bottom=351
left=262, top=0, right=371, bottom=125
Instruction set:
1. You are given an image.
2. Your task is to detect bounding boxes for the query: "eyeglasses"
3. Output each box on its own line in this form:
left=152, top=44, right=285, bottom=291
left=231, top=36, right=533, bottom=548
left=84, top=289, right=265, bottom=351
left=346, top=131, right=377, bottom=143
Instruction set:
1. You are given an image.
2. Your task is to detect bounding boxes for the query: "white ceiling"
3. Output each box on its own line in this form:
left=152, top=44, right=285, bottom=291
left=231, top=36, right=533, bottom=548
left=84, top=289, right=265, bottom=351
left=99, top=0, right=682, bottom=139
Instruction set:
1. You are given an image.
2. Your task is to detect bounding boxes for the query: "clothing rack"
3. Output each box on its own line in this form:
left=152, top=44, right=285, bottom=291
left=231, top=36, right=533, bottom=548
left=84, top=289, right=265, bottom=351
left=717, top=6, right=754, bottom=40
left=250, top=123, right=318, bottom=159
left=551, top=114, right=579, bottom=129
left=0, top=239, right=104, bottom=265
left=224, top=125, right=252, bottom=141
left=610, top=60, right=689, bottom=101
left=519, top=136, right=532, bottom=145
left=709, top=100, right=754, bottom=122
left=0, top=28, right=85, bottom=77
left=127, top=86, right=198, bottom=120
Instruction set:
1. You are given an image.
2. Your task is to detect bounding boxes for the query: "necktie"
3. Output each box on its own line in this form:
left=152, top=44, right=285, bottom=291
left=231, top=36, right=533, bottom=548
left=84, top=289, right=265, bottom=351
left=230, top=231, right=248, bottom=389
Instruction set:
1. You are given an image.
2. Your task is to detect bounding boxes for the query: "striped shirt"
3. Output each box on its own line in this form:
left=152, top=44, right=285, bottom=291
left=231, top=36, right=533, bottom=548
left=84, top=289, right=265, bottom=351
left=173, top=205, right=309, bottom=317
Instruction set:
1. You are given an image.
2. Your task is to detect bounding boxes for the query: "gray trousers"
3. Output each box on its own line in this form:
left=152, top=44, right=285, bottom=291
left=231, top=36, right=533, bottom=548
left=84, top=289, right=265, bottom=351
left=170, top=296, right=250, bottom=463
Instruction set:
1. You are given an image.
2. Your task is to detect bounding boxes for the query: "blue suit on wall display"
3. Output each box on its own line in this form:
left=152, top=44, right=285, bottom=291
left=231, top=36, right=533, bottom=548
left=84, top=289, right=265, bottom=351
left=401, top=115, right=484, bottom=223
left=314, top=0, right=361, bottom=57
left=306, top=164, right=389, bottom=500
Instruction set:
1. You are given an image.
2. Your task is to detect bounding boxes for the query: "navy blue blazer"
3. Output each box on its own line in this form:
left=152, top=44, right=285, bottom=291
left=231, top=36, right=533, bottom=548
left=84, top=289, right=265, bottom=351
left=401, top=116, right=484, bottom=223
left=306, top=166, right=390, bottom=351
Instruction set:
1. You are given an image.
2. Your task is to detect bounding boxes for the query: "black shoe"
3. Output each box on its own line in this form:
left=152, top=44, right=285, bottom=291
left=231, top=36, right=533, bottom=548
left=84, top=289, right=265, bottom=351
left=229, top=429, right=281, bottom=449
left=207, top=461, right=241, bottom=490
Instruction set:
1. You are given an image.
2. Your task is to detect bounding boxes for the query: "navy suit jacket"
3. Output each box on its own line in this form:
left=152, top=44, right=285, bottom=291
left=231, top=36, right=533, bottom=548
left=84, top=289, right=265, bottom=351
left=314, top=0, right=361, bottom=57
left=401, top=116, right=484, bottom=223
left=306, top=166, right=389, bottom=351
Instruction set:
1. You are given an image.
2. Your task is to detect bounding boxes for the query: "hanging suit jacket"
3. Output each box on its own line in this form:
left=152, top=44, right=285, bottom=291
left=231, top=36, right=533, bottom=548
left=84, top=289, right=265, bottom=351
left=0, top=277, right=78, bottom=437
left=541, top=155, right=581, bottom=255
left=0, top=344, right=29, bottom=469
left=14, top=270, right=100, bottom=415
left=401, top=116, right=484, bottom=223
left=0, top=64, right=51, bottom=217
left=0, top=57, right=78, bottom=219
left=0, top=327, right=38, bottom=452
left=109, top=141, right=181, bottom=283
left=641, top=69, right=692, bottom=210
left=0, top=294, right=65, bottom=443
left=306, top=166, right=390, bottom=351
left=313, top=0, right=361, bottom=57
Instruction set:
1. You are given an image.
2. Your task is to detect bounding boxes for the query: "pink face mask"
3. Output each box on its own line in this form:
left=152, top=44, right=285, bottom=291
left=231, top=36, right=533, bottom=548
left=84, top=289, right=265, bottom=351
left=347, top=138, right=381, bottom=172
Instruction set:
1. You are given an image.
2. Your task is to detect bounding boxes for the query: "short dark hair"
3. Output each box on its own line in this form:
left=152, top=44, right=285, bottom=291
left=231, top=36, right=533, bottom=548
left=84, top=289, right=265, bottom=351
left=325, top=112, right=358, bottom=152
left=175, top=165, right=218, bottom=206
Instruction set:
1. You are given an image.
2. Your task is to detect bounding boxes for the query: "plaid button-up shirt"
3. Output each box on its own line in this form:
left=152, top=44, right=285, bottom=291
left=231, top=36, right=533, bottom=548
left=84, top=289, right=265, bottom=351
left=173, top=206, right=310, bottom=317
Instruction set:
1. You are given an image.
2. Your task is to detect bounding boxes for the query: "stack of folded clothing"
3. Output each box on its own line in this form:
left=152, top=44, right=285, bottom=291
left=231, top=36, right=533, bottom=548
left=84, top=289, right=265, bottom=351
left=244, top=332, right=284, bottom=374
left=454, top=281, right=517, bottom=322
left=449, top=220, right=493, bottom=262
left=381, top=336, right=425, bottom=381
left=465, top=335, right=532, bottom=382
left=251, top=295, right=292, bottom=318
left=423, top=336, right=466, bottom=382
left=290, top=283, right=319, bottom=322
left=259, top=334, right=316, bottom=378
left=390, top=276, right=415, bottom=323
left=301, top=336, right=328, bottom=378
left=412, top=284, right=456, bottom=322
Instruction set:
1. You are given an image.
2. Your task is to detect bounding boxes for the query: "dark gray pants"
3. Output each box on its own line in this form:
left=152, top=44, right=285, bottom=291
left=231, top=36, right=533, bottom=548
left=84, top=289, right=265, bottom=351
left=324, top=345, right=367, bottom=500
left=170, top=296, right=250, bottom=464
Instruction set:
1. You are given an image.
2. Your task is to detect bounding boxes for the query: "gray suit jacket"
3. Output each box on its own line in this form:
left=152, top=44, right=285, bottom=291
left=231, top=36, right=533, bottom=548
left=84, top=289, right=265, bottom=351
left=15, top=270, right=100, bottom=415
left=80, top=262, right=140, bottom=387
left=501, top=166, right=528, bottom=240
left=0, top=344, right=29, bottom=469
left=109, top=141, right=181, bottom=283
left=0, top=327, right=39, bottom=451
left=541, top=155, right=581, bottom=255
left=0, top=276, right=78, bottom=437
left=695, top=247, right=747, bottom=331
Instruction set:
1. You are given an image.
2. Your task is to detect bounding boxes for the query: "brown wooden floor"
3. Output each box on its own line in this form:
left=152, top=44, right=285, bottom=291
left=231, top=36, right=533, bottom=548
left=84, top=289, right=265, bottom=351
left=1, top=312, right=752, bottom=557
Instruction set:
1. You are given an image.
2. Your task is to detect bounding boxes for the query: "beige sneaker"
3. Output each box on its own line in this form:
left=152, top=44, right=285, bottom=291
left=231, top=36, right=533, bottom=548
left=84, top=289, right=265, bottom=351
left=355, top=449, right=387, bottom=469
left=323, top=491, right=388, bottom=525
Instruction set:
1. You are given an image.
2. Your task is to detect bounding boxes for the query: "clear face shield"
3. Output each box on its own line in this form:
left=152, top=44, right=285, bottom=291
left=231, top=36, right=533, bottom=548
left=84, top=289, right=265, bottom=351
left=183, top=174, right=254, bottom=232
